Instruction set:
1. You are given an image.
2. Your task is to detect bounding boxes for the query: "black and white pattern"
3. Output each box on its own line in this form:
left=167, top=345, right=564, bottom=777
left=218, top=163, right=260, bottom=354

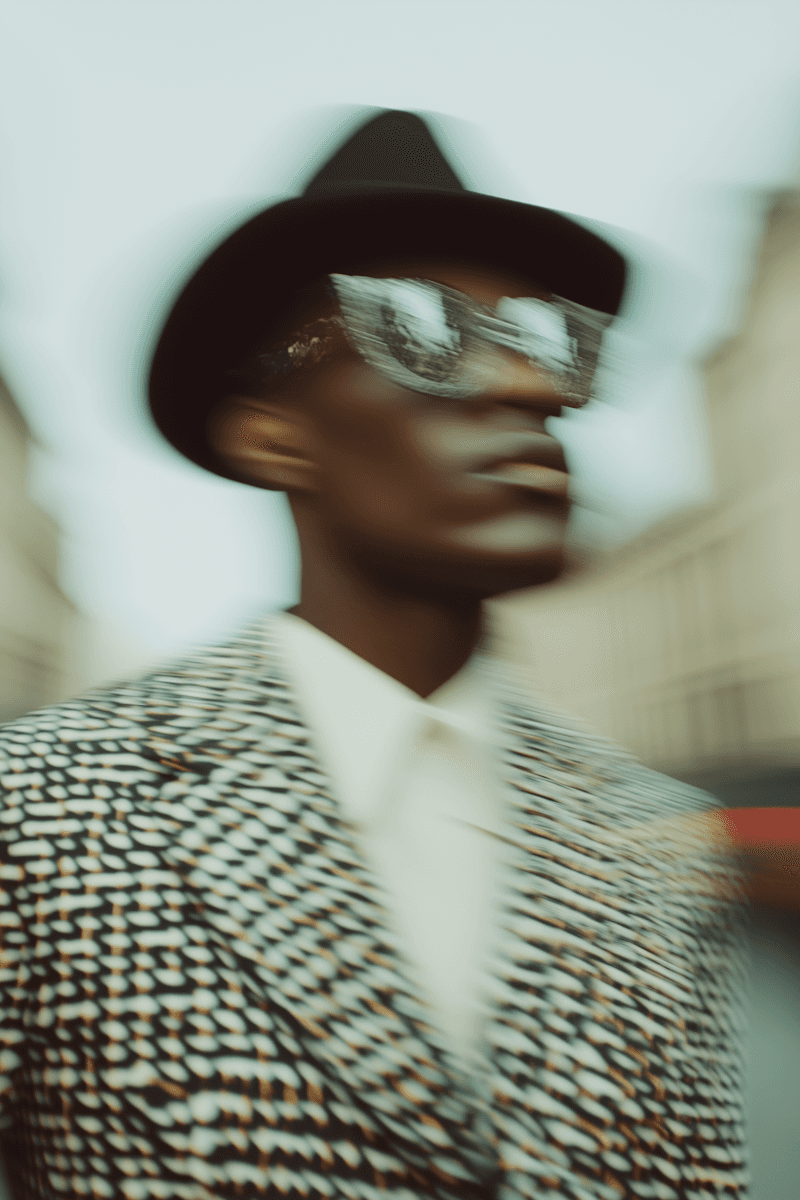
left=0, top=613, right=749, bottom=1199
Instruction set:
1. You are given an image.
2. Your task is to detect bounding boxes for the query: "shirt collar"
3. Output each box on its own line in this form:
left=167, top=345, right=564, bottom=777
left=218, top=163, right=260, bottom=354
left=269, top=611, right=496, bottom=827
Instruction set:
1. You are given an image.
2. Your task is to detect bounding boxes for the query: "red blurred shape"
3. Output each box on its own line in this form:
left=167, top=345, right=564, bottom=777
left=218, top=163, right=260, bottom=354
left=721, top=807, right=800, bottom=848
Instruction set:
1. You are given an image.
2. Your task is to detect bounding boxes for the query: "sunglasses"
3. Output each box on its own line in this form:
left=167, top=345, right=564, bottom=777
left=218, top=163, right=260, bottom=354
left=255, top=274, right=615, bottom=408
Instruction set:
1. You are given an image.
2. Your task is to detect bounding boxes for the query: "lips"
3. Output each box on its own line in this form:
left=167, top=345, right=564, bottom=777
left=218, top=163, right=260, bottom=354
left=467, top=439, right=570, bottom=498
left=469, top=460, right=570, bottom=496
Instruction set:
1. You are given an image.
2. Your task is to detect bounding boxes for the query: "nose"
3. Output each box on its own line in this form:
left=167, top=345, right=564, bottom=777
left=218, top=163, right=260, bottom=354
left=467, top=349, right=566, bottom=417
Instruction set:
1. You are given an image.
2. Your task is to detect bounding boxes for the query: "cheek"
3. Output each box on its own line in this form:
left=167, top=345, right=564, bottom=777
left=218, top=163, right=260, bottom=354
left=312, top=375, right=446, bottom=525
left=319, top=444, right=433, bottom=531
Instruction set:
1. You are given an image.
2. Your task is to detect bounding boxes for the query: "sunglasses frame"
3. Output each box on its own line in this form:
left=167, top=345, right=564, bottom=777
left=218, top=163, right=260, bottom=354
left=252, top=274, right=615, bottom=408
left=330, top=274, right=614, bottom=408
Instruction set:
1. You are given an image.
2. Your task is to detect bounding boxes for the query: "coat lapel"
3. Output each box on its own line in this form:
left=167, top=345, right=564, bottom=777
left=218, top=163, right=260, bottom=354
left=142, top=611, right=498, bottom=1191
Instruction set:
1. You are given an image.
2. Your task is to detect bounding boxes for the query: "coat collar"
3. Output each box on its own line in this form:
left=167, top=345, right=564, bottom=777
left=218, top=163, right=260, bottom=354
left=270, top=608, right=495, bottom=833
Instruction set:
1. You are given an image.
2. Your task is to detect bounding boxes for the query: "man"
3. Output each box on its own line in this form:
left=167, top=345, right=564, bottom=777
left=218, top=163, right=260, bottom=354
left=1, top=110, right=751, bottom=1199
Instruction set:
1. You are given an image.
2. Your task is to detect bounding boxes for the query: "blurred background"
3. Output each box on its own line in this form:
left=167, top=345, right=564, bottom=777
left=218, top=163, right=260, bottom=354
left=0, top=2, right=798, bottom=1197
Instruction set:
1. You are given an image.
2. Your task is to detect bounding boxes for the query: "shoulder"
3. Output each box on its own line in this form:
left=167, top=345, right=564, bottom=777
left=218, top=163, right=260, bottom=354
left=0, top=614, right=304, bottom=987
left=0, top=668, right=181, bottom=912
left=497, top=675, right=746, bottom=916
left=497, top=670, right=720, bottom=821
left=0, top=648, right=205, bottom=780
left=0, top=609, right=287, bottom=765
left=0, top=610, right=293, bottom=864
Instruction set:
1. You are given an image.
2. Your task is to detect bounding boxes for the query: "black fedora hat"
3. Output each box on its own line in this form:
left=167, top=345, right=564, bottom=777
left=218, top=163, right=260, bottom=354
left=147, top=108, right=627, bottom=480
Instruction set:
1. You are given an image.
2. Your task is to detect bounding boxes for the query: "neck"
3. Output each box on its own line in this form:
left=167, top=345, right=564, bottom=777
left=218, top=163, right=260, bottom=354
left=287, top=511, right=484, bottom=698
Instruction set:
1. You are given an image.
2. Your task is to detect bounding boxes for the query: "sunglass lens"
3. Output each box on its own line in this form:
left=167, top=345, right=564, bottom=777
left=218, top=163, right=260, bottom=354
left=495, top=297, right=576, bottom=373
left=378, top=282, right=464, bottom=385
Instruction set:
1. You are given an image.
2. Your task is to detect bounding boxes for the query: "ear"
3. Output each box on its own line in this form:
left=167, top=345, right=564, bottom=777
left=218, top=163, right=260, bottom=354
left=206, top=395, right=320, bottom=493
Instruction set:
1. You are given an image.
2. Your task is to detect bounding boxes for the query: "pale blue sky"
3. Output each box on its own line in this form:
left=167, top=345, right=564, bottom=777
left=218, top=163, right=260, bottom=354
left=1, top=0, right=799, bottom=662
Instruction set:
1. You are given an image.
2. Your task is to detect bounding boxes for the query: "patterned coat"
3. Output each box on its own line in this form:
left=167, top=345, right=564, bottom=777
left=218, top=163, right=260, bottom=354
left=0, top=614, right=749, bottom=1200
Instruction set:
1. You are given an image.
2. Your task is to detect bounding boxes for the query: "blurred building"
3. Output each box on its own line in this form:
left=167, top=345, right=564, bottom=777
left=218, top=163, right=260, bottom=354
left=499, top=187, right=800, bottom=808
left=0, top=367, right=81, bottom=722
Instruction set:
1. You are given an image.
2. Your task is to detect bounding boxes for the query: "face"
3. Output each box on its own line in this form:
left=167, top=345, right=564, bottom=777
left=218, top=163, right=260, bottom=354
left=212, top=259, right=576, bottom=602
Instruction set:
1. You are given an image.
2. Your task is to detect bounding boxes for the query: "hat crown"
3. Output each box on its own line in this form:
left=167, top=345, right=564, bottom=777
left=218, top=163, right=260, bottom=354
left=302, top=109, right=466, bottom=198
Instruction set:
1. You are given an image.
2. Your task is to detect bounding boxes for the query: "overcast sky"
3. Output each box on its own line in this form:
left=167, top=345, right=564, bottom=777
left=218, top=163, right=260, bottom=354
left=1, top=0, right=800, bottom=668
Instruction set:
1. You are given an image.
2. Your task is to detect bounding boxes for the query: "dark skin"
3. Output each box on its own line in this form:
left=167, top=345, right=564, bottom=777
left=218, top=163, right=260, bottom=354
left=207, top=259, right=571, bottom=697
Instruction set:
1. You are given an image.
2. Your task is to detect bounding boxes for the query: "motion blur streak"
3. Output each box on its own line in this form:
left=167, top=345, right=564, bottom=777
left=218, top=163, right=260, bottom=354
left=1, top=5, right=800, bottom=1198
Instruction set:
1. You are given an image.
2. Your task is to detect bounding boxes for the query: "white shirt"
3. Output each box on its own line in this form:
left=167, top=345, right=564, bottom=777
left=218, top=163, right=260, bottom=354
left=271, top=611, right=509, bottom=1078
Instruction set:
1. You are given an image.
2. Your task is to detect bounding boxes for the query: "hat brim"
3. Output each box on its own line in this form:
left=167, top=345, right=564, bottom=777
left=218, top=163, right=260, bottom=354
left=147, top=187, right=627, bottom=479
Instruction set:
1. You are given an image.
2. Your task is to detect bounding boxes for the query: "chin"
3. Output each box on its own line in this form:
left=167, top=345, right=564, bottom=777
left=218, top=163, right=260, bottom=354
left=344, top=511, right=571, bottom=603
left=463, top=545, right=569, bottom=600
left=363, top=541, right=570, bottom=605
left=442, top=509, right=571, bottom=597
